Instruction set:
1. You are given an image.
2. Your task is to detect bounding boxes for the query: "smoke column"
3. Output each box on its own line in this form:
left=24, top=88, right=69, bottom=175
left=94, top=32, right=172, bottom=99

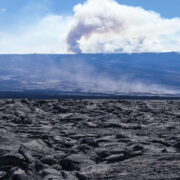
left=67, top=17, right=123, bottom=53
left=66, top=0, right=180, bottom=53
left=67, top=0, right=124, bottom=53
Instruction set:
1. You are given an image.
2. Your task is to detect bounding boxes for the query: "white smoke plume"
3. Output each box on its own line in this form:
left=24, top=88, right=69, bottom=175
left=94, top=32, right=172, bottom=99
left=67, top=0, right=180, bottom=53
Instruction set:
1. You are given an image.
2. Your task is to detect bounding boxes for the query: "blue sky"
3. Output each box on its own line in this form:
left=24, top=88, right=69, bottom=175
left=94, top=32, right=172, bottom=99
left=1, top=0, right=180, bottom=29
left=1, top=0, right=180, bottom=18
left=0, top=0, right=180, bottom=54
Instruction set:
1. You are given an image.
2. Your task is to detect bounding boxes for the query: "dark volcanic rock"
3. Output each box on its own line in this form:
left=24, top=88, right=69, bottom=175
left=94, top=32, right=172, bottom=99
left=41, top=156, right=57, bottom=166
left=0, top=154, right=26, bottom=168
left=105, top=154, right=126, bottom=163
left=0, top=99, right=179, bottom=179
left=173, top=141, right=180, bottom=150
left=60, top=154, right=95, bottom=171
left=0, top=171, right=6, bottom=178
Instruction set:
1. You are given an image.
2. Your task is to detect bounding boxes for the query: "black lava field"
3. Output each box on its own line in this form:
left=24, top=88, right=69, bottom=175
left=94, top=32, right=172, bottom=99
left=0, top=99, right=179, bottom=179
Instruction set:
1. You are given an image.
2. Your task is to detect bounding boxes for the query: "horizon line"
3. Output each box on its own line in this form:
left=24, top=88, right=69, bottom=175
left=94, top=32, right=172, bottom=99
left=0, top=51, right=179, bottom=55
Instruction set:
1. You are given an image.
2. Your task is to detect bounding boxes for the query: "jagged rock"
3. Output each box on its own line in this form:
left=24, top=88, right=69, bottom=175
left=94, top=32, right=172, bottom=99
left=43, top=174, right=63, bottom=180
left=83, top=122, right=97, bottom=128
left=53, top=105, right=68, bottom=113
left=61, top=171, right=78, bottom=180
left=11, top=168, right=28, bottom=180
left=80, top=138, right=99, bottom=147
left=0, top=155, right=26, bottom=168
left=173, top=141, right=180, bottom=150
left=41, top=168, right=62, bottom=179
left=41, top=156, right=57, bottom=166
left=12, top=174, right=28, bottom=180
left=18, top=145, right=34, bottom=163
left=13, top=168, right=25, bottom=175
left=51, top=164, right=62, bottom=171
left=95, top=149, right=111, bottom=160
left=105, top=154, right=126, bottom=163
left=0, top=100, right=179, bottom=179
left=60, top=154, right=95, bottom=171
left=0, top=171, right=6, bottom=178
left=76, top=172, right=88, bottom=180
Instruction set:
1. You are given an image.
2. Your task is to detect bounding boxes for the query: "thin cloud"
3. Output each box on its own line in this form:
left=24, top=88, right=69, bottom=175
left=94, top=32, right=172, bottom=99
left=1, top=8, right=6, bottom=12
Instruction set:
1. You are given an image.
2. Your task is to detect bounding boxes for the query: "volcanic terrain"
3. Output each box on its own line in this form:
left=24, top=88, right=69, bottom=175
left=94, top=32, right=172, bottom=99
left=0, top=99, right=179, bottom=179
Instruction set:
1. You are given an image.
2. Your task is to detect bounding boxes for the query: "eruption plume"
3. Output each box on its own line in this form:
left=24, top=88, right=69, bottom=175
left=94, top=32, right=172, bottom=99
left=66, top=0, right=180, bottom=53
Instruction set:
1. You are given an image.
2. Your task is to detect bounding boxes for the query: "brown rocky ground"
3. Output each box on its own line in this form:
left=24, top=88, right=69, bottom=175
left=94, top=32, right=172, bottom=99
left=0, top=99, right=180, bottom=179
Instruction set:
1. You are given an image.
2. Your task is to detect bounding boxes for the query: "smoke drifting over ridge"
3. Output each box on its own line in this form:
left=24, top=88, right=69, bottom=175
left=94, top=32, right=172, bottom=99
left=67, top=0, right=180, bottom=53
left=0, top=55, right=180, bottom=96
left=0, top=54, right=180, bottom=95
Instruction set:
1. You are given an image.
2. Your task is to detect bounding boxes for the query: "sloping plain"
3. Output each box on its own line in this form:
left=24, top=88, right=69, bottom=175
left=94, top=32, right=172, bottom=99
left=0, top=53, right=180, bottom=93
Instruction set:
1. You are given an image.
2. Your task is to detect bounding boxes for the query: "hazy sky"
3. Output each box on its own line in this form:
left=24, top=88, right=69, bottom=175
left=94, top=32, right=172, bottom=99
left=0, top=0, right=180, bottom=54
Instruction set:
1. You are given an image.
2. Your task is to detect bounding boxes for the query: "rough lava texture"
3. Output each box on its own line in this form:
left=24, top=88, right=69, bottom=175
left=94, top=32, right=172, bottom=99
left=0, top=99, right=179, bottom=179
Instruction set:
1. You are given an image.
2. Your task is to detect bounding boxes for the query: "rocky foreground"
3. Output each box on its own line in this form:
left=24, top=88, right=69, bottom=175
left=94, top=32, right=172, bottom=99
left=0, top=99, right=180, bottom=180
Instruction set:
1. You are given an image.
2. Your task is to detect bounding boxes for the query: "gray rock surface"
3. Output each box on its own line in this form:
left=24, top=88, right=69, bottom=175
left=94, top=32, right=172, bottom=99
left=0, top=99, right=179, bottom=179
